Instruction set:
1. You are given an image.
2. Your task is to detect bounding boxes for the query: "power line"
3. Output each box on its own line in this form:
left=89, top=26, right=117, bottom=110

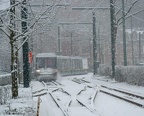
left=72, top=7, right=110, bottom=10
left=59, top=22, right=92, bottom=25
left=69, top=0, right=107, bottom=22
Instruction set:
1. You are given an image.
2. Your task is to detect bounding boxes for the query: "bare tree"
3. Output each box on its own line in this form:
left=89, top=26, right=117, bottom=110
left=0, top=0, right=62, bottom=98
left=110, top=0, right=143, bottom=78
left=113, top=0, right=143, bottom=39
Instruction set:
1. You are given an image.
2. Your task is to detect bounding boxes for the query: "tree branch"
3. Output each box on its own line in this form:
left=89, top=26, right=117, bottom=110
left=0, top=17, right=10, bottom=37
left=119, top=9, right=144, bottom=25
left=117, top=0, right=140, bottom=24
left=124, top=0, right=140, bottom=17
left=0, top=27, right=10, bottom=38
left=13, top=3, right=54, bottom=42
left=116, top=7, right=122, bottom=15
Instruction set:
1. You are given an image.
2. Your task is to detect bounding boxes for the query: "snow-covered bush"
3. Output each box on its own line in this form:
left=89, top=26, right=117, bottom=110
left=0, top=85, right=11, bottom=105
left=99, top=64, right=144, bottom=86
left=0, top=74, right=11, bottom=86
left=120, top=66, right=144, bottom=86
left=99, top=64, right=111, bottom=76
left=0, top=84, right=36, bottom=115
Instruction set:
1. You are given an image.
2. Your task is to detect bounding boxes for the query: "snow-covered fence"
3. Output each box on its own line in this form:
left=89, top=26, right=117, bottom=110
left=99, top=64, right=144, bottom=86
left=0, top=74, right=11, bottom=86
left=0, top=85, right=11, bottom=105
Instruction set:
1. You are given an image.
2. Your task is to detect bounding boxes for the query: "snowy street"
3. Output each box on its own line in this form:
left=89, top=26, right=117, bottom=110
left=31, top=73, right=144, bottom=116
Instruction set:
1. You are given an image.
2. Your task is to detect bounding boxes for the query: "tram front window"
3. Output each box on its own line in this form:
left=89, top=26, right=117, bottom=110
left=46, top=58, right=56, bottom=69
left=36, top=58, right=45, bottom=69
left=36, top=57, right=56, bottom=69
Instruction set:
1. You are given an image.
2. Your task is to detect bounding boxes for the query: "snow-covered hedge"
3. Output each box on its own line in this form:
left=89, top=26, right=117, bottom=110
left=0, top=84, right=36, bottom=116
left=0, top=74, right=11, bottom=86
left=99, top=64, right=144, bottom=86
left=98, top=64, right=112, bottom=77
left=0, top=85, right=11, bottom=105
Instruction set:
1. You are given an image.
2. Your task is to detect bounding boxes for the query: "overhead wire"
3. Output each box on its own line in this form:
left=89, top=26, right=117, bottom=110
left=61, top=0, right=107, bottom=34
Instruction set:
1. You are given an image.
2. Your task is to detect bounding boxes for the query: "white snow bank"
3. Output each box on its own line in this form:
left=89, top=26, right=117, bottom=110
left=0, top=84, right=36, bottom=116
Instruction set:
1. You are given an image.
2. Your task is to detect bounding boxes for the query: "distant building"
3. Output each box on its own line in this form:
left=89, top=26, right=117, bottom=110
left=108, top=28, right=144, bottom=65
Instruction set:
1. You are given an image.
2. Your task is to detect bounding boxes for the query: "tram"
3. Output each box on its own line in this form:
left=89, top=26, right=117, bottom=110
left=35, top=53, right=88, bottom=81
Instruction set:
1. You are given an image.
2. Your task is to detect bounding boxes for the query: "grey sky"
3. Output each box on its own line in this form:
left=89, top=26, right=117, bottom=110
left=0, top=0, right=10, bottom=10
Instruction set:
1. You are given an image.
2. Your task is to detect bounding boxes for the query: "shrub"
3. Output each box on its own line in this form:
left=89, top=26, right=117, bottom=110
left=99, top=64, right=144, bottom=86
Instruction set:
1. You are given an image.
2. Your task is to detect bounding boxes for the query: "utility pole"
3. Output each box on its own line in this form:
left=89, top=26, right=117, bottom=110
left=98, top=27, right=101, bottom=63
left=122, top=0, right=127, bottom=66
left=139, top=32, right=141, bottom=63
left=72, top=7, right=110, bottom=75
left=89, top=38, right=92, bottom=71
left=130, top=16, right=134, bottom=65
left=57, top=26, right=61, bottom=55
left=110, top=0, right=116, bottom=79
left=58, top=22, right=92, bottom=56
left=59, top=21, right=97, bottom=75
left=70, top=33, right=73, bottom=56
left=10, top=0, right=18, bottom=98
left=21, top=0, right=29, bottom=87
left=92, top=12, right=97, bottom=75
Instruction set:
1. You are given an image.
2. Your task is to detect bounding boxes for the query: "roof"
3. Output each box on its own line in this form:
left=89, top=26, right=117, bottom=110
left=36, top=53, right=56, bottom=58
left=58, top=55, right=83, bottom=60
left=36, top=53, right=87, bottom=60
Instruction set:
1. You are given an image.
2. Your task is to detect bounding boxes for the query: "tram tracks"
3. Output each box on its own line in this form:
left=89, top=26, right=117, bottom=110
left=33, top=78, right=144, bottom=116
left=73, top=78, right=144, bottom=108
left=33, top=75, right=144, bottom=116
left=44, top=80, right=101, bottom=116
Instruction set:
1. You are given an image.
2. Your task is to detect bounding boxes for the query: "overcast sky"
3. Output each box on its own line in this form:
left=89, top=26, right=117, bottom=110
left=0, top=0, right=10, bottom=10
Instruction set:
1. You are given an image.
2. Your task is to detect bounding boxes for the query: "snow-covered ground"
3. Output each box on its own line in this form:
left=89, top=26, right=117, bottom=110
left=1, top=73, right=144, bottom=116
left=32, top=73, right=144, bottom=116
left=0, top=84, right=36, bottom=116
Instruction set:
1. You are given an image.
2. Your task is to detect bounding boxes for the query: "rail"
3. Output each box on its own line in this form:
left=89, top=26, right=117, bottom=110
left=36, top=96, right=41, bottom=116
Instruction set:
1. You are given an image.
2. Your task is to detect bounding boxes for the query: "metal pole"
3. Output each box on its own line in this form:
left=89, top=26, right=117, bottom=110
left=92, top=12, right=97, bottom=75
left=98, top=27, right=101, bottom=63
left=139, top=32, right=141, bottom=63
left=57, top=26, right=61, bottom=55
left=89, top=38, right=92, bottom=71
left=130, top=16, right=134, bottom=65
left=70, top=33, right=73, bottom=56
left=21, top=0, right=29, bottom=87
left=122, top=0, right=127, bottom=66
left=110, top=0, right=116, bottom=78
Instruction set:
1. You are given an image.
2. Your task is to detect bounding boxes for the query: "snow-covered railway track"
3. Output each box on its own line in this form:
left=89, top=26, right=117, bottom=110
left=49, top=92, right=70, bottom=116
left=101, top=85, right=144, bottom=99
left=43, top=80, right=102, bottom=116
left=32, top=78, right=144, bottom=116
left=74, top=78, right=144, bottom=108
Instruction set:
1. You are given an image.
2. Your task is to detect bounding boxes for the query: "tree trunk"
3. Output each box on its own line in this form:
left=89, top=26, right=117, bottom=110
left=10, top=31, right=18, bottom=98
left=110, top=0, right=117, bottom=79
left=10, top=0, right=18, bottom=98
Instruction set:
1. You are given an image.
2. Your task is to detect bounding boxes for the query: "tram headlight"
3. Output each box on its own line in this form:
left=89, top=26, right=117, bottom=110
left=36, top=69, right=40, bottom=73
